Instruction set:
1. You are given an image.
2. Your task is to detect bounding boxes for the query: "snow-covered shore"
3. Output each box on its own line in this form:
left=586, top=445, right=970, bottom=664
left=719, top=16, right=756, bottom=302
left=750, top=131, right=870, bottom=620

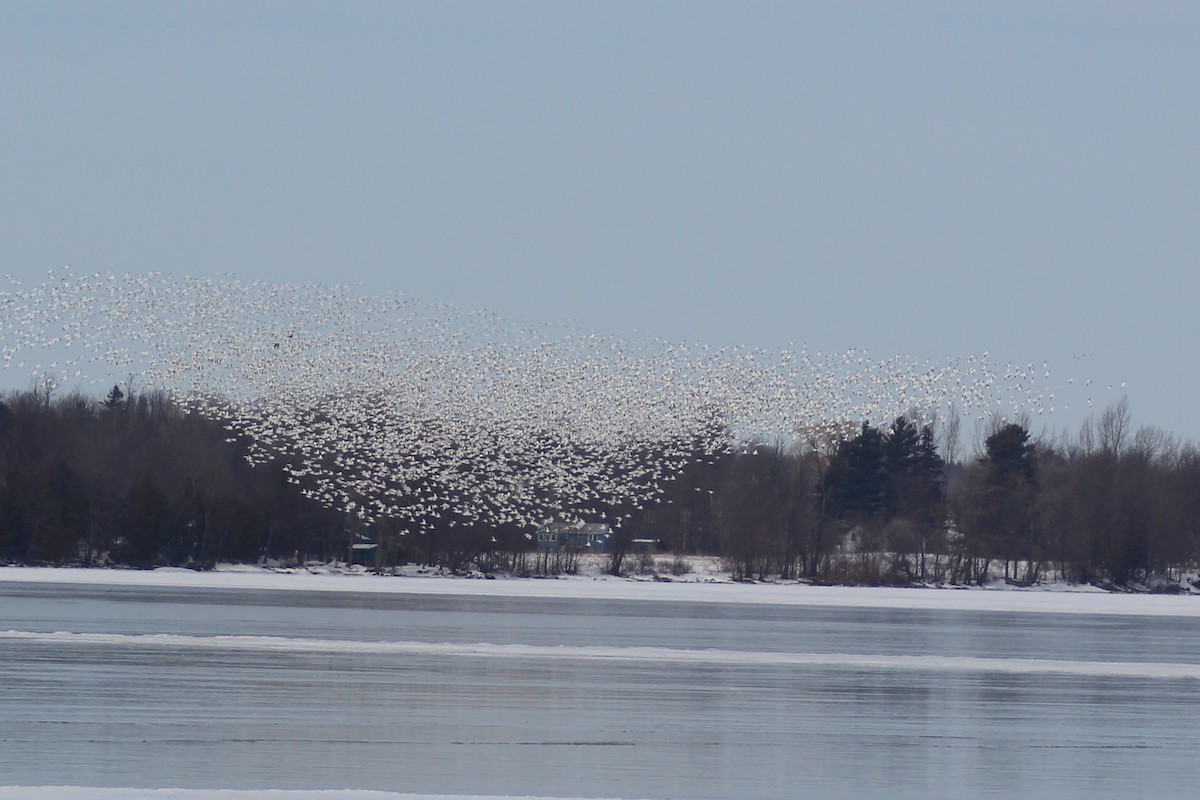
left=0, top=791, right=586, bottom=800
left=2, top=561, right=1198, bottom=618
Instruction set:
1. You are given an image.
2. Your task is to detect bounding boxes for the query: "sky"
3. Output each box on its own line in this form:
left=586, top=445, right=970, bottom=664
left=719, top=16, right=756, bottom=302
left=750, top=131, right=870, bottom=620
left=3, top=1, right=1198, bottom=441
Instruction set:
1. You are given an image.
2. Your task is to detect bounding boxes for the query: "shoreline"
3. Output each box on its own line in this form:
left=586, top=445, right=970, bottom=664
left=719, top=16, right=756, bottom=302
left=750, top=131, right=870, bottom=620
left=2, top=563, right=1198, bottom=618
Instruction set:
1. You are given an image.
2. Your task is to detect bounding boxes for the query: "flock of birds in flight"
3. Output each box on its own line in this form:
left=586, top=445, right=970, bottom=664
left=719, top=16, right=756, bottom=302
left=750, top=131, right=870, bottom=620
left=0, top=270, right=1105, bottom=531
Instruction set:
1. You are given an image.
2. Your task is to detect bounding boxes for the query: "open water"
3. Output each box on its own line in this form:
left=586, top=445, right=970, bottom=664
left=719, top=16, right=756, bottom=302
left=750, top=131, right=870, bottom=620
left=2, top=578, right=1199, bottom=799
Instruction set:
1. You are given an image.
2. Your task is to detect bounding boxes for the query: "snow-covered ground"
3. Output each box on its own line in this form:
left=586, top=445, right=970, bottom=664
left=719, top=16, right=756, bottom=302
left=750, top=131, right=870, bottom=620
left=0, top=791, right=594, bottom=800
left=1, top=559, right=1197, bottom=618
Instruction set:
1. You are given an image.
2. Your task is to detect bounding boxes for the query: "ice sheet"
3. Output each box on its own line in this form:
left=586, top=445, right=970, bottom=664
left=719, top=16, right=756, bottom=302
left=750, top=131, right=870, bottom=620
left=6, top=629, right=1199, bottom=680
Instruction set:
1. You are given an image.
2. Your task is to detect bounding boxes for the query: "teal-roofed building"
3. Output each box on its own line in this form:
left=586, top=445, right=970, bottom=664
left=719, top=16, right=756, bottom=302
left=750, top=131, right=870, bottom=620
left=534, top=521, right=613, bottom=553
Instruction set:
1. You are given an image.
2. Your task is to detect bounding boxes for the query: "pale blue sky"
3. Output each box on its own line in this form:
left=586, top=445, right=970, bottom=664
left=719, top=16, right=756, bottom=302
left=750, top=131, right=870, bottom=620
left=4, top=1, right=1198, bottom=440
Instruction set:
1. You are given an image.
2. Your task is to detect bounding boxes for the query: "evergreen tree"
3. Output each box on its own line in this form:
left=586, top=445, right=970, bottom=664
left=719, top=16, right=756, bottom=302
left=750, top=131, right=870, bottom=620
left=826, top=423, right=887, bottom=519
left=882, top=416, right=919, bottom=516
left=957, top=422, right=1039, bottom=582
left=102, top=384, right=125, bottom=410
left=986, top=423, right=1035, bottom=481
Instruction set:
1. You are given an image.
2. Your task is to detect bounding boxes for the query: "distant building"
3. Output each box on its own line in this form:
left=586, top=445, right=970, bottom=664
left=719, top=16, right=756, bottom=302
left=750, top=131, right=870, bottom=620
left=534, top=521, right=614, bottom=553
left=348, top=528, right=379, bottom=567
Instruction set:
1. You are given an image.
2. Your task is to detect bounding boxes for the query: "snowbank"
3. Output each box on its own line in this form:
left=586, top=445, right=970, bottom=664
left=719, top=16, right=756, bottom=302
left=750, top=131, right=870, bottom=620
left=6, top=630, right=1198, bottom=679
left=0, top=790, right=612, bottom=800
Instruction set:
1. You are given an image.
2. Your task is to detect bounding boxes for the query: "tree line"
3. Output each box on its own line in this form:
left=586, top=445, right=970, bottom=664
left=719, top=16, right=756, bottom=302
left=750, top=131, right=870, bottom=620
left=0, top=386, right=343, bottom=568
left=1, top=386, right=1197, bottom=588
left=632, top=398, right=1200, bottom=588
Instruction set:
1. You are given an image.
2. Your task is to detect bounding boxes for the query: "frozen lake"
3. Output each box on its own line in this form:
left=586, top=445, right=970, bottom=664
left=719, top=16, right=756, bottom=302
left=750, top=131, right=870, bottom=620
left=2, top=570, right=1199, bottom=800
